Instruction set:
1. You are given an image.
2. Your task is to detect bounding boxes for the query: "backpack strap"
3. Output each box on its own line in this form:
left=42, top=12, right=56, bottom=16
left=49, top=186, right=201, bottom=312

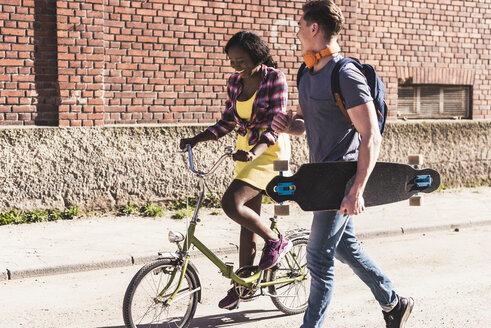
left=296, top=62, right=307, bottom=89
left=331, top=57, right=363, bottom=123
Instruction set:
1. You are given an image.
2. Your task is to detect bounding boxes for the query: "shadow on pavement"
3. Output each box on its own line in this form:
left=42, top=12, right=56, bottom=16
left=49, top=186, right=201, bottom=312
left=98, top=309, right=290, bottom=328
left=190, top=309, right=289, bottom=327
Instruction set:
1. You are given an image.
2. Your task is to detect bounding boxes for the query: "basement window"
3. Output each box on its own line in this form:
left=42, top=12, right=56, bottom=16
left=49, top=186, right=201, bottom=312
left=397, top=85, right=471, bottom=119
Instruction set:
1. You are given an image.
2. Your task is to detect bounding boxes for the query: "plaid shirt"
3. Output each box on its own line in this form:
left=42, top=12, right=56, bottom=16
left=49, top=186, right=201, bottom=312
left=207, top=64, right=288, bottom=146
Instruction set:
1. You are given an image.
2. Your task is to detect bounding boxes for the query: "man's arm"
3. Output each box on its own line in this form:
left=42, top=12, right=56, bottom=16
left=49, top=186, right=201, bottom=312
left=271, top=104, right=306, bottom=135
left=339, top=101, right=382, bottom=216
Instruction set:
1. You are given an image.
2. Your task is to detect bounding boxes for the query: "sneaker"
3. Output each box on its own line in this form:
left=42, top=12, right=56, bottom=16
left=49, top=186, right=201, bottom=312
left=258, top=234, right=292, bottom=270
left=383, top=295, right=414, bottom=328
left=218, top=288, right=240, bottom=310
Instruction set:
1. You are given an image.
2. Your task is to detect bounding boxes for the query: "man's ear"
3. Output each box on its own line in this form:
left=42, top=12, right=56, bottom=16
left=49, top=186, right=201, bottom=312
left=311, top=22, right=317, bottom=33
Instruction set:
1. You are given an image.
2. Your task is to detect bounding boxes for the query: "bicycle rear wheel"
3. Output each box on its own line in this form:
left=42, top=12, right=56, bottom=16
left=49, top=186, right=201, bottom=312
left=123, top=258, right=199, bottom=328
left=268, top=238, right=310, bottom=314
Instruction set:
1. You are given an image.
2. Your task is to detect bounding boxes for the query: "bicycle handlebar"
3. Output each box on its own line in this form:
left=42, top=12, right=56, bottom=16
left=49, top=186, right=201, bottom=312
left=182, top=144, right=234, bottom=177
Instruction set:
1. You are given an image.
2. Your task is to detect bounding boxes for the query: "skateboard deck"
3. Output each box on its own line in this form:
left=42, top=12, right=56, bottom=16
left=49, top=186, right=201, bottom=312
left=265, top=161, right=441, bottom=211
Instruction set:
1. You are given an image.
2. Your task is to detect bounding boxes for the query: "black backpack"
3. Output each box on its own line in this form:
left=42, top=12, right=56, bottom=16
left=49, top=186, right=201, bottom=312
left=296, top=57, right=388, bottom=134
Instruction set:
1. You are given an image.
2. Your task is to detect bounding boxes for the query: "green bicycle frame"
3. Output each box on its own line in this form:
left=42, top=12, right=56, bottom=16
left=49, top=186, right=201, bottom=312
left=163, top=221, right=306, bottom=304
left=187, top=220, right=305, bottom=286
left=163, top=147, right=307, bottom=304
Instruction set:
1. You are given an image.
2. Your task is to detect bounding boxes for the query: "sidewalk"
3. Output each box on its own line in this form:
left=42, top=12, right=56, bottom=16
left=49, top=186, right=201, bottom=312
left=1, top=187, right=490, bottom=281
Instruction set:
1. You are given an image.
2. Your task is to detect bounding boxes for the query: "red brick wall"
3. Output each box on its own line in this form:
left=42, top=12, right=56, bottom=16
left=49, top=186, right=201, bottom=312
left=0, top=0, right=60, bottom=126
left=0, top=0, right=489, bottom=126
left=349, top=0, right=490, bottom=120
left=55, top=0, right=105, bottom=127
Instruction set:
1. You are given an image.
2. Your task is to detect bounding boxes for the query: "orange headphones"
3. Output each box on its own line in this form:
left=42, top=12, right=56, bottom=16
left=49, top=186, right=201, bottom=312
left=303, top=43, right=341, bottom=69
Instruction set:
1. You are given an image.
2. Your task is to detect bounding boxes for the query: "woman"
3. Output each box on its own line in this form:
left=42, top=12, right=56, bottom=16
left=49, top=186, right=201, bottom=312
left=179, top=31, right=292, bottom=310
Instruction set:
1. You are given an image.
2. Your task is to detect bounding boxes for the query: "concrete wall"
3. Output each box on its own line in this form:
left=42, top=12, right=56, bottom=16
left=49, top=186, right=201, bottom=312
left=1, top=121, right=489, bottom=211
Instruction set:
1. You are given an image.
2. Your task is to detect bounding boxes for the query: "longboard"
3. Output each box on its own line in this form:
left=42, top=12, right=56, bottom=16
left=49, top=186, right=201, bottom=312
left=265, top=161, right=440, bottom=211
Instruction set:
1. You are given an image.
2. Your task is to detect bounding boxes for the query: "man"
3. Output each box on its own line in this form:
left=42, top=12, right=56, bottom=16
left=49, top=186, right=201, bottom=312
left=272, top=1, right=414, bottom=327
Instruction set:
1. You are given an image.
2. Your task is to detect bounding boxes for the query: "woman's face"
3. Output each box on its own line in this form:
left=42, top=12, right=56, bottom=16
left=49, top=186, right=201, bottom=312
left=227, top=46, right=260, bottom=80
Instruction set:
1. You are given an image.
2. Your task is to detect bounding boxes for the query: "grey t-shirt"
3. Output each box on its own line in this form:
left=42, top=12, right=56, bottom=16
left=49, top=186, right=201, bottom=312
left=298, top=55, right=372, bottom=163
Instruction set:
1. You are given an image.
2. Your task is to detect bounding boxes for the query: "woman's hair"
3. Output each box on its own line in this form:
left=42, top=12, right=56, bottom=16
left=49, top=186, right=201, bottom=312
left=302, top=0, right=345, bottom=42
left=225, top=31, right=277, bottom=68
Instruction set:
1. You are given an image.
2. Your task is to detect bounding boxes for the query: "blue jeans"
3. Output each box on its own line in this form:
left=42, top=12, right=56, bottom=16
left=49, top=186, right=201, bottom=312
left=301, top=211, right=397, bottom=328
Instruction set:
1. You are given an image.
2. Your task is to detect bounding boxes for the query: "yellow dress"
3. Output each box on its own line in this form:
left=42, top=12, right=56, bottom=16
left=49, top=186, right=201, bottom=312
left=235, top=92, right=291, bottom=190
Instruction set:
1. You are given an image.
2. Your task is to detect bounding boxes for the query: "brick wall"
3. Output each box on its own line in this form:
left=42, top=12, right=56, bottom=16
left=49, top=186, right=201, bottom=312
left=0, top=0, right=60, bottom=126
left=350, top=0, right=491, bottom=120
left=0, top=0, right=489, bottom=126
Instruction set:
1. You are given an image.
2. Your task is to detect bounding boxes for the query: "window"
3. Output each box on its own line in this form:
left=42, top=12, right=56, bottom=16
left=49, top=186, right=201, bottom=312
left=397, top=85, right=471, bottom=119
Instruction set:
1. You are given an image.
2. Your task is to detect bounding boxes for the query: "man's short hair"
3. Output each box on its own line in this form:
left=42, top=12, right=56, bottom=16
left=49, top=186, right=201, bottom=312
left=302, top=0, right=345, bottom=42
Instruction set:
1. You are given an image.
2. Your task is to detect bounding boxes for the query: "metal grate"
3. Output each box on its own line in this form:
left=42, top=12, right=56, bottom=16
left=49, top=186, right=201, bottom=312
left=397, top=85, right=470, bottom=119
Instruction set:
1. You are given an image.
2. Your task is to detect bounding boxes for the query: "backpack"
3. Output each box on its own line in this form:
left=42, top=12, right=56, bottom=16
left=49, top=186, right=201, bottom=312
left=296, top=57, right=388, bottom=135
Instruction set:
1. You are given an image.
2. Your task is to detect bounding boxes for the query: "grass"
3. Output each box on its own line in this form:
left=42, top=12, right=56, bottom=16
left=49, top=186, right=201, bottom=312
left=117, top=202, right=166, bottom=218
left=0, top=201, right=167, bottom=226
left=0, top=206, right=80, bottom=226
left=436, top=185, right=448, bottom=192
left=142, top=203, right=165, bottom=217
left=118, top=203, right=139, bottom=216
left=7, top=181, right=486, bottom=226
left=165, top=192, right=222, bottom=220
left=167, top=192, right=222, bottom=211
left=171, top=207, right=195, bottom=220
left=1, top=191, right=225, bottom=226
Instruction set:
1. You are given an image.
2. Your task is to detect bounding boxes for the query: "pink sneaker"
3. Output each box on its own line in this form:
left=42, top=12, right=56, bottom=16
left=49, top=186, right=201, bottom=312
left=218, top=288, right=240, bottom=310
left=258, top=234, right=292, bottom=270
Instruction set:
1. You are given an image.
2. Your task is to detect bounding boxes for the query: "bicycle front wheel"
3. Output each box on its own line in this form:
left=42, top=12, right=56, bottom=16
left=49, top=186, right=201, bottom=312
left=123, top=258, right=199, bottom=328
left=269, top=238, right=310, bottom=315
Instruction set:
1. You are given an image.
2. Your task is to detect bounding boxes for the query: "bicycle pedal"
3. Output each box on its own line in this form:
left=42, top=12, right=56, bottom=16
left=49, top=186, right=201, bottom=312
left=226, top=302, right=240, bottom=311
left=240, top=293, right=258, bottom=302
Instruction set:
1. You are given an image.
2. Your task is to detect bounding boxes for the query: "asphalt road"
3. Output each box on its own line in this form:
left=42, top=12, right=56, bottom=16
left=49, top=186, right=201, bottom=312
left=1, top=225, right=490, bottom=328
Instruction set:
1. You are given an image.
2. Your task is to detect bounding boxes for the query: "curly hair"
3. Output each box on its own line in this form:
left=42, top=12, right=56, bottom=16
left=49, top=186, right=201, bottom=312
left=302, top=0, right=345, bottom=42
left=224, top=31, right=277, bottom=68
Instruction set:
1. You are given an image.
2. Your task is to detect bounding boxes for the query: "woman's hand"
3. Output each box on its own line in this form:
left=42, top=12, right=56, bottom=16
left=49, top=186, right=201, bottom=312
left=233, top=150, right=256, bottom=162
left=179, top=137, right=197, bottom=150
left=233, top=142, right=267, bottom=162
left=179, top=130, right=217, bottom=150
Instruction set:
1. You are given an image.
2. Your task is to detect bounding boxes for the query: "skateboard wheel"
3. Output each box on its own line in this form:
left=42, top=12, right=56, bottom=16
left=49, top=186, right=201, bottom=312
left=409, top=195, right=424, bottom=206
left=273, top=160, right=289, bottom=172
left=274, top=204, right=290, bottom=216
left=408, top=154, right=424, bottom=166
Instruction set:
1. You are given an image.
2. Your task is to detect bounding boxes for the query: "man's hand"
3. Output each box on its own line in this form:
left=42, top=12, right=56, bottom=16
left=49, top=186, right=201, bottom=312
left=339, top=101, right=381, bottom=216
left=339, top=190, right=365, bottom=216
left=272, top=105, right=305, bottom=136
left=233, top=150, right=256, bottom=162
left=272, top=110, right=293, bottom=133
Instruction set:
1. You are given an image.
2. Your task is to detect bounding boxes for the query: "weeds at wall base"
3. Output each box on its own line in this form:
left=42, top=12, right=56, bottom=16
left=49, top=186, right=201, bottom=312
left=0, top=207, right=80, bottom=226
left=0, top=194, right=282, bottom=226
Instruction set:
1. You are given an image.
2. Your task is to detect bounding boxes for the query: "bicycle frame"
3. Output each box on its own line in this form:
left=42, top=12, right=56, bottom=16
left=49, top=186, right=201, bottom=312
left=164, top=145, right=307, bottom=303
